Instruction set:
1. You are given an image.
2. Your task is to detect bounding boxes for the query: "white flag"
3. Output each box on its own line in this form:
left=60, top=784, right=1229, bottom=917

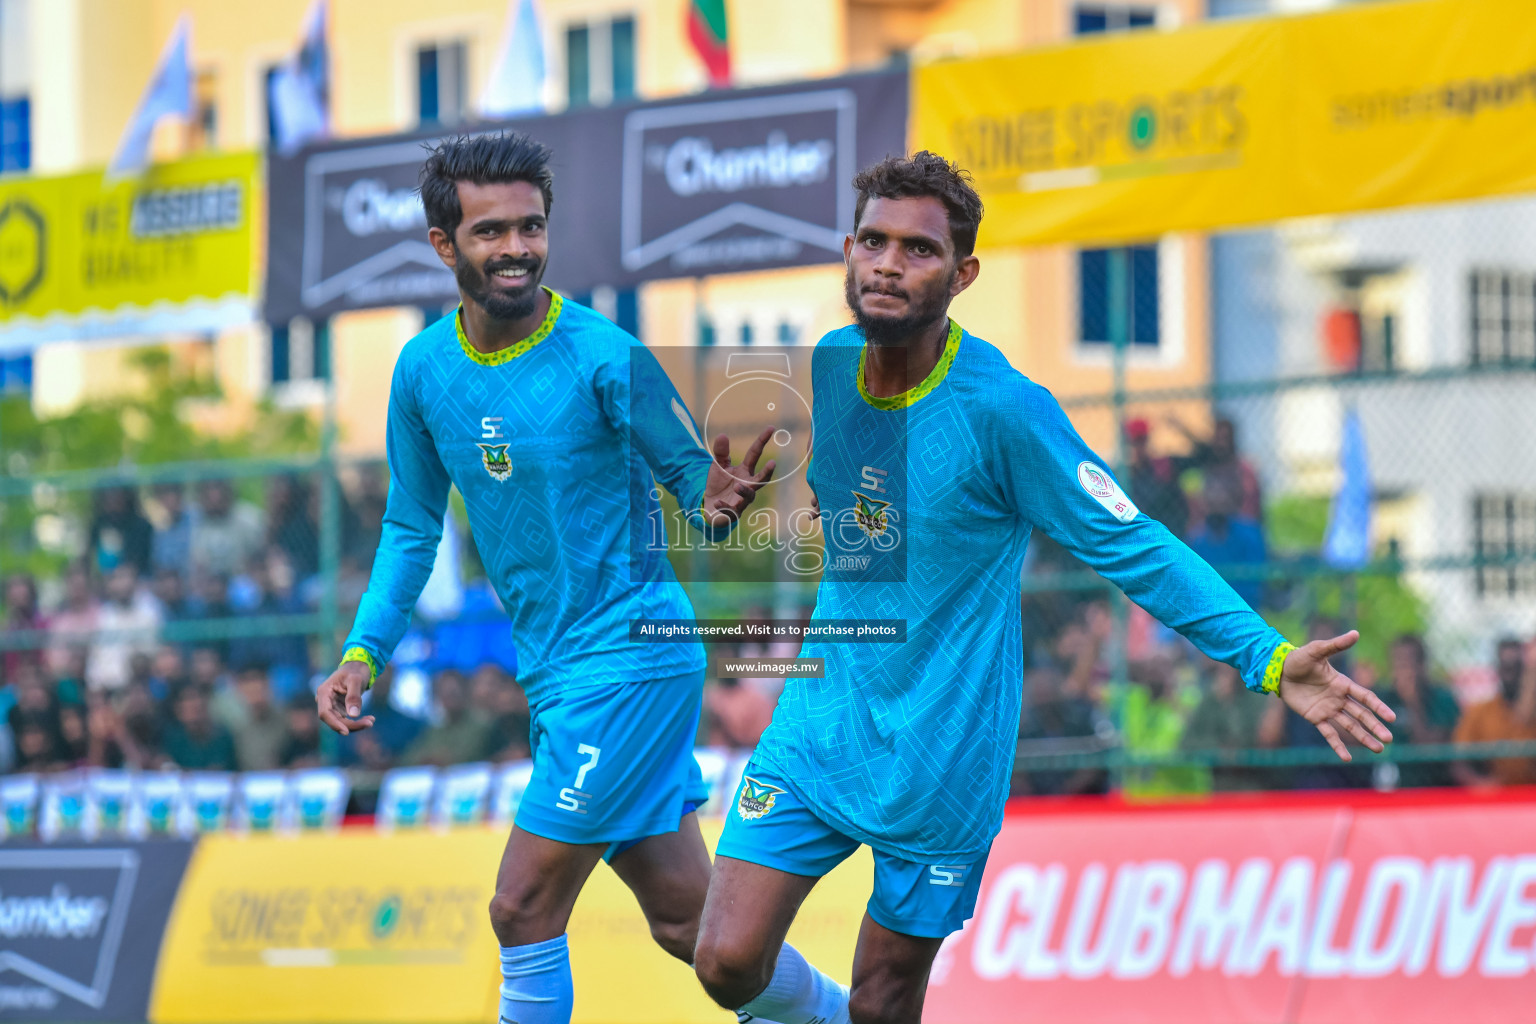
left=480, top=0, right=547, bottom=118
left=108, top=15, right=192, bottom=178
left=270, top=0, right=330, bottom=153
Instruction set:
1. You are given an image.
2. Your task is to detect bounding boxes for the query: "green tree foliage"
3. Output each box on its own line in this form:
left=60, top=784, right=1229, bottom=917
left=0, top=347, right=320, bottom=576
left=1264, top=493, right=1428, bottom=674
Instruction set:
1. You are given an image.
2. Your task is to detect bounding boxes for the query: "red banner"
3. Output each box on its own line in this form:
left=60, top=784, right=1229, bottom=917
left=927, top=791, right=1536, bottom=1024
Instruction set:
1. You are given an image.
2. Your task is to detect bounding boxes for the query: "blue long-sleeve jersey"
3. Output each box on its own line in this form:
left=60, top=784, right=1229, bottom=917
left=753, top=322, right=1290, bottom=861
left=345, top=291, right=721, bottom=704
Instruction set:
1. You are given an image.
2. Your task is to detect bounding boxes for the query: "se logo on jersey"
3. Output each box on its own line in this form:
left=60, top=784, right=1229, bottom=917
left=1077, top=461, right=1139, bottom=523
left=478, top=443, right=513, bottom=481
left=736, top=776, right=786, bottom=820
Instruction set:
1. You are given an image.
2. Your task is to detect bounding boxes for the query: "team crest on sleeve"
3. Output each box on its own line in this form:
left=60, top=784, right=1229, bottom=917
left=1077, top=461, right=1139, bottom=523
left=478, top=443, right=513, bottom=481
left=736, top=776, right=786, bottom=820
left=849, top=491, right=892, bottom=539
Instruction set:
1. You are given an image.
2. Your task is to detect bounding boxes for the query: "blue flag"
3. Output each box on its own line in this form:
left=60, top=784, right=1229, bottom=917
left=269, top=1, right=330, bottom=154
left=1323, top=406, right=1372, bottom=568
left=108, top=15, right=192, bottom=178
left=480, top=0, right=546, bottom=118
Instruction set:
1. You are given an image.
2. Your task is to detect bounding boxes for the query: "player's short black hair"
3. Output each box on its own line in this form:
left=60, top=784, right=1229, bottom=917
left=418, top=131, right=555, bottom=239
left=851, top=151, right=984, bottom=258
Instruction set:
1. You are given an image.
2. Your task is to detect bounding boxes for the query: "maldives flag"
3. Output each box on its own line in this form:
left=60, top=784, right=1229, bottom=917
left=686, top=0, right=730, bottom=87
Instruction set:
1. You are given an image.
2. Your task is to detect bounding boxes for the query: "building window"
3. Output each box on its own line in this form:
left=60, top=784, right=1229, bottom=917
left=188, top=68, right=217, bottom=151
left=0, top=96, right=27, bottom=172
left=0, top=354, right=30, bottom=394
left=565, top=26, right=591, bottom=108
left=418, top=41, right=467, bottom=127
left=1322, top=268, right=1405, bottom=373
left=1080, top=245, right=1159, bottom=346
left=420, top=302, right=456, bottom=329
left=1073, top=6, right=1158, bottom=350
left=1474, top=493, right=1536, bottom=597
left=271, top=324, right=290, bottom=383
left=611, top=17, right=636, bottom=102
left=271, top=317, right=332, bottom=386
left=263, top=66, right=281, bottom=144
left=0, top=0, right=29, bottom=173
left=566, top=15, right=637, bottom=108
left=574, top=286, right=639, bottom=336
left=1074, top=4, right=1157, bottom=35
left=1470, top=269, right=1536, bottom=366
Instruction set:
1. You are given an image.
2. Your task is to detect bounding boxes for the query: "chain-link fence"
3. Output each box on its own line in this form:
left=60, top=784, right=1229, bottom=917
left=0, top=425, right=388, bottom=772
left=1012, top=194, right=1536, bottom=797
left=4, top=197, right=1536, bottom=801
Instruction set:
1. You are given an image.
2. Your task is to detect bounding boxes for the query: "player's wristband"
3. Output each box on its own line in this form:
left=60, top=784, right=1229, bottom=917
left=1261, top=641, right=1296, bottom=696
left=340, top=646, right=379, bottom=690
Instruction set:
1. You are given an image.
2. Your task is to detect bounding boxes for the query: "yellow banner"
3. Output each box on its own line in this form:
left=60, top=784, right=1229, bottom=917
left=151, top=823, right=871, bottom=1024
left=913, top=0, right=1536, bottom=245
left=0, top=151, right=258, bottom=349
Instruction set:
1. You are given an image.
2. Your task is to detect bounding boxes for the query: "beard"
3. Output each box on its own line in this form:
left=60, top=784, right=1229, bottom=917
left=843, top=265, right=952, bottom=346
left=455, top=247, right=545, bottom=321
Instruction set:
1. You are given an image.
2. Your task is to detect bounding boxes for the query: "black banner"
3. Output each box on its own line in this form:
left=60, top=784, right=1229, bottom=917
left=0, top=841, right=193, bottom=1021
left=264, top=69, right=908, bottom=324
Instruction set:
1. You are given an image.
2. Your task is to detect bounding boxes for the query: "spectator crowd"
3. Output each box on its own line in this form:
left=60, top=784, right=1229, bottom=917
left=4, top=421, right=1535, bottom=802
left=1, top=468, right=437, bottom=777
left=1011, top=414, right=1536, bottom=798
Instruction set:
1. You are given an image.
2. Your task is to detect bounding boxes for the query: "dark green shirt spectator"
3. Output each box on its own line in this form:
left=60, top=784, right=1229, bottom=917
left=162, top=685, right=237, bottom=770
left=1182, top=666, right=1270, bottom=791
left=404, top=670, right=493, bottom=767
left=161, top=721, right=238, bottom=770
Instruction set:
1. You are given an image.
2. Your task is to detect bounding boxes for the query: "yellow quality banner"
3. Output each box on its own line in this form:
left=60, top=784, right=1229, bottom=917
left=150, top=823, right=872, bottom=1024
left=912, top=0, right=1536, bottom=246
left=0, top=151, right=258, bottom=349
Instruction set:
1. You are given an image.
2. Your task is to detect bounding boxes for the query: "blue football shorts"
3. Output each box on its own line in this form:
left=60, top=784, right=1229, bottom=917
left=514, top=671, right=709, bottom=863
left=714, top=758, right=992, bottom=939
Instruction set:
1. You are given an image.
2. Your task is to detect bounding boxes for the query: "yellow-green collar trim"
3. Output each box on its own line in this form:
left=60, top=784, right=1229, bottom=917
left=455, top=288, right=562, bottom=366
left=1261, top=641, right=1295, bottom=696
left=857, top=319, right=962, bottom=411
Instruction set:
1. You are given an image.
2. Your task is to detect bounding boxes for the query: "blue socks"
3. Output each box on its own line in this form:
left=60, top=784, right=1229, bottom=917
left=499, top=935, right=574, bottom=1024
left=737, top=943, right=849, bottom=1024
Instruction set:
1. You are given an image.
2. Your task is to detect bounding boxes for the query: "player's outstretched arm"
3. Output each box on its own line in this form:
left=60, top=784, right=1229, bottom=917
left=316, top=661, right=375, bottom=736
left=702, top=428, right=777, bottom=526
left=999, top=380, right=1387, bottom=747
left=597, top=342, right=774, bottom=535
left=1275, top=629, right=1395, bottom=761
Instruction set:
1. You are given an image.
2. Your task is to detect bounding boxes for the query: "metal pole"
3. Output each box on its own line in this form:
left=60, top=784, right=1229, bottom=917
left=1107, top=247, right=1131, bottom=789
left=691, top=277, right=708, bottom=587
left=318, top=375, right=340, bottom=669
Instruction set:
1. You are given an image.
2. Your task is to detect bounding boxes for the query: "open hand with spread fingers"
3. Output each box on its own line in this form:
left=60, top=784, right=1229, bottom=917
left=703, top=426, right=777, bottom=526
left=1277, top=630, right=1397, bottom=761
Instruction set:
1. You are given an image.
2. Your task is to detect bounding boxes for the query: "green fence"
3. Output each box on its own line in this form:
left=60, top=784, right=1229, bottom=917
left=4, top=200, right=1536, bottom=794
